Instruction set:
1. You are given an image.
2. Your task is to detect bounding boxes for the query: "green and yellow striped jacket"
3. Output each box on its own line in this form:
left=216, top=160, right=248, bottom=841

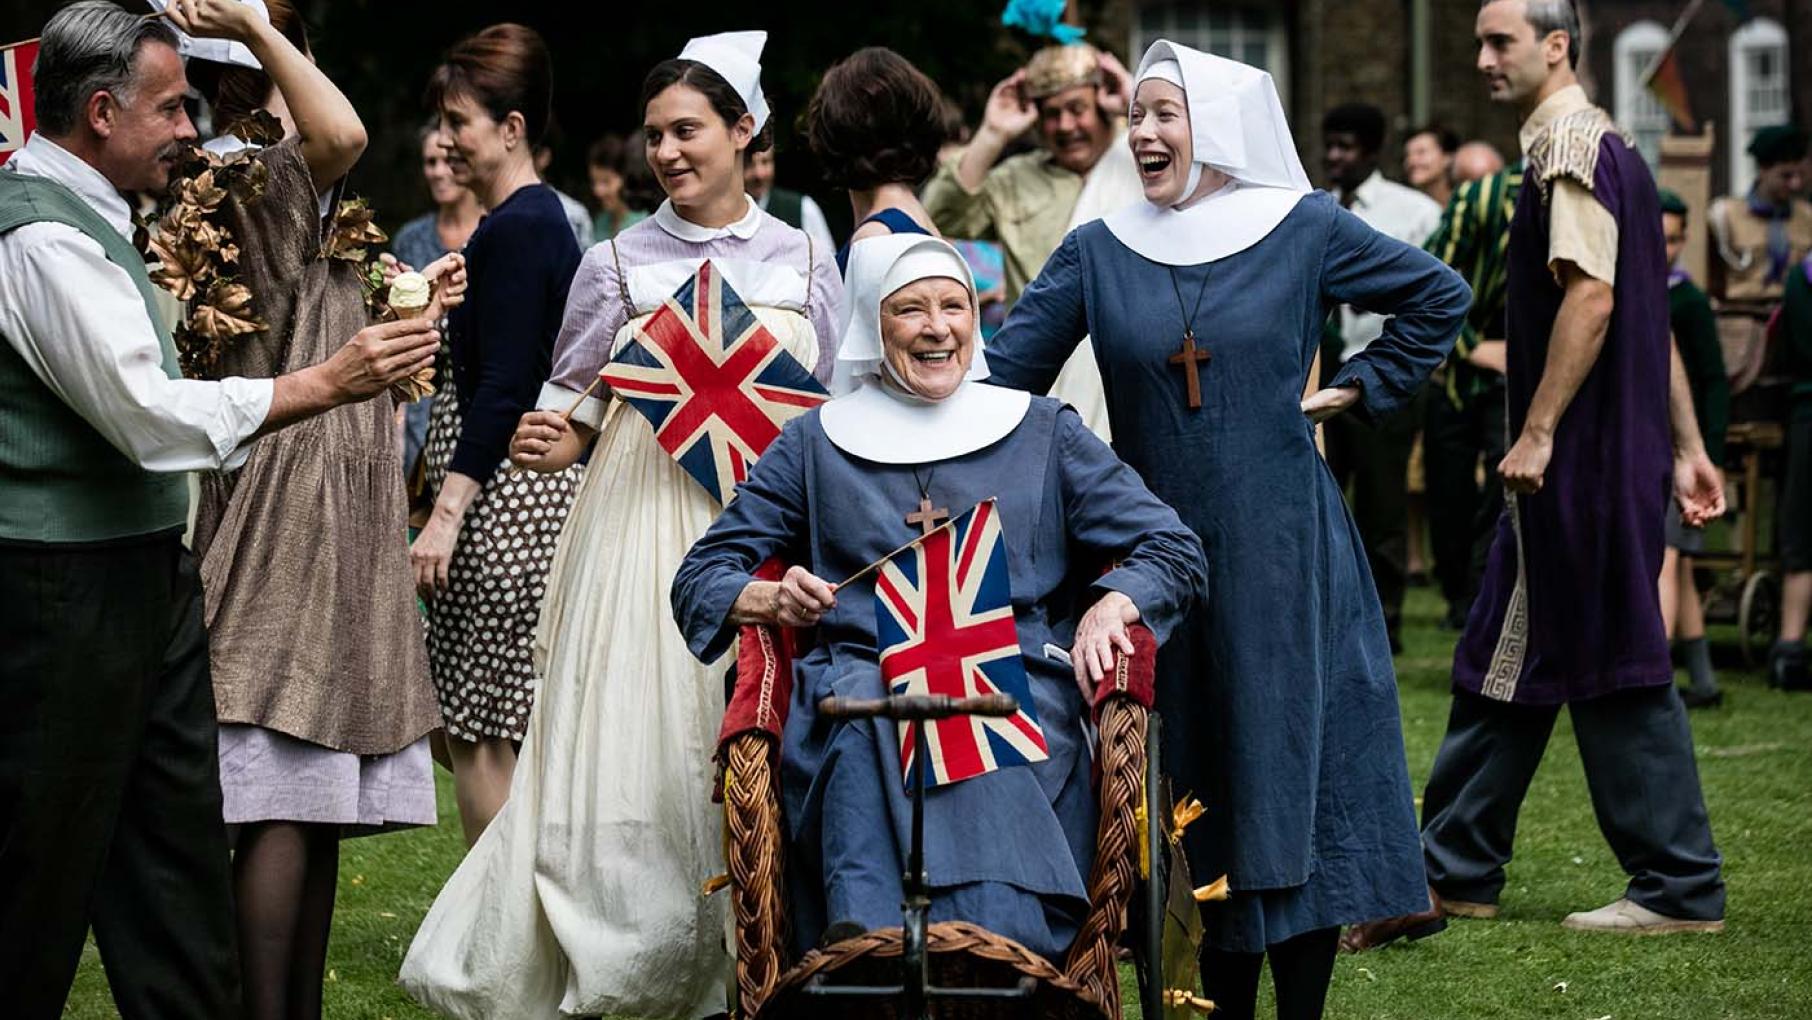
left=1425, top=163, right=1524, bottom=408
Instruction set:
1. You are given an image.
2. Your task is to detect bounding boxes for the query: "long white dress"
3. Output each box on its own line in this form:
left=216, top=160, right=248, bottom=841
left=401, top=210, right=836, bottom=1019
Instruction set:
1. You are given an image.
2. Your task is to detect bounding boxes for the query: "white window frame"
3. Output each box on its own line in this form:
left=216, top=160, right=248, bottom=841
left=1729, top=17, right=1790, bottom=187
left=1612, top=20, right=1671, bottom=169
left=1130, top=3, right=1290, bottom=110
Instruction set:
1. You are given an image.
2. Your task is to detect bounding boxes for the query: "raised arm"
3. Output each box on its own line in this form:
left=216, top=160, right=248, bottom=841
left=167, top=0, right=367, bottom=192
left=921, top=72, right=1035, bottom=240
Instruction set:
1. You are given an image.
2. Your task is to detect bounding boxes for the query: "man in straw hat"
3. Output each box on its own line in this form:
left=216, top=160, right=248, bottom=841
left=924, top=42, right=1143, bottom=438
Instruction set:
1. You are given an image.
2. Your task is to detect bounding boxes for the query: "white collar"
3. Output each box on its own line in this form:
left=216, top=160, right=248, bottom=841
left=4, top=133, right=135, bottom=240
left=819, top=379, right=1030, bottom=464
left=1104, top=180, right=1305, bottom=266
left=652, top=195, right=764, bottom=242
left=1344, top=169, right=1388, bottom=209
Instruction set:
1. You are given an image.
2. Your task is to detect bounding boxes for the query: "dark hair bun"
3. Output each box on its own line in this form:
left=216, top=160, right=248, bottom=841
left=426, top=23, right=554, bottom=145
left=805, top=47, right=946, bottom=191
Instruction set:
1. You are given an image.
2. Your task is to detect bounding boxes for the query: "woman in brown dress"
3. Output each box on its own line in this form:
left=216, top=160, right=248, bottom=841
left=166, top=1, right=462, bottom=1017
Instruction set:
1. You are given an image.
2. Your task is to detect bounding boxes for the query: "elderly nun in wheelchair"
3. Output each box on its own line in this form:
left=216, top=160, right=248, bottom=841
left=672, top=234, right=1207, bottom=968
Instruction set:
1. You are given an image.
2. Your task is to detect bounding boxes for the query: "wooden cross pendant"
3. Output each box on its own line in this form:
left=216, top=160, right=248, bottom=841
left=905, top=495, right=950, bottom=536
left=1169, top=331, right=1211, bottom=409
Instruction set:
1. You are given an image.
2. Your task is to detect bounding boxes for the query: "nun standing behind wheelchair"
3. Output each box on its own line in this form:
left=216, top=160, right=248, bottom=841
left=671, top=234, right=1206, bottom=958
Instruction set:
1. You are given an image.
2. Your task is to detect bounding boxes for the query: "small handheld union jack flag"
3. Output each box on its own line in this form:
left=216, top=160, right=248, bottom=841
left=0, top=40, right=40, bottom=167
left=875, top=499, right=1049, bottom=788
left=601, top=260, right=828, bottom=503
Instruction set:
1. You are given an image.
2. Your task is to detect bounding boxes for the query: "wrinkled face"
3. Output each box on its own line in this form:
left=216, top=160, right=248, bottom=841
left=644, top=83, right=752, bottom=208
left=421, top=130, right=466, bottom=206
left=438, top=91, right=518, bottom=190
left=1663, top=211, right=1687, bottom=267
left=879, top=276, right=976, bottom=402
left=1403, top=133, right=1452, bottom=190
left=1757, top=160, right=1807, bottom=205
left=94, top=41, right=194, bottom=194
left=1037, top=84, right=1111, bottom=174
left=590, top=164, right=623, bottom=210
left=744, top=148, right=775, bottom=199
left=1323, top=131, right=1374, bottom=191
left=1129, top=79, right=1192, bottom=207
left=1476, top=0, right=1565, bottom=104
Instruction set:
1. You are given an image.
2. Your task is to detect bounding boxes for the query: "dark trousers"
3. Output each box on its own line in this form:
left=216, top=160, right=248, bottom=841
left=1423, top=381, right=1507, bottom=620
left=1325, top=381, right=1426, bottom=641
left=0, top=536, right=241, bottom=1018
left=1421, top=686, right=1725, bottom=920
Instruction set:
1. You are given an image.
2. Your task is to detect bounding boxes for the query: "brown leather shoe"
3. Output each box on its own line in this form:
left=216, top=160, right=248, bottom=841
left=1442, top=897, right=1499, bottom=919
left=1339, top=888, right=1449, bottom=953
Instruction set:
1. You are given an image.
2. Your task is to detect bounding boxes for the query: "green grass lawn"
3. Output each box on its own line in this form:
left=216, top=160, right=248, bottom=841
left=65, top=588, right=1812, bottom=1018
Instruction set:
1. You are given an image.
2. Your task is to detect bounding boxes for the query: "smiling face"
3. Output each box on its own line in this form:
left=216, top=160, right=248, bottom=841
left=92, top=41, right=195, bottom=194
left=421, top=129, right=466, bottom=207
left=438, top=90, right=520, bottom=192
left=1129, top=78, right=1193, bottom=206
left=1403, top=132, right=1452, bottom=190
left=643, top=82, right=752, bottom=210
left=879, top=276, right=976, bottom=402
left=1037, top=84, right=1112, bottom=174
left=1476, top=0, right=1565, bottom=106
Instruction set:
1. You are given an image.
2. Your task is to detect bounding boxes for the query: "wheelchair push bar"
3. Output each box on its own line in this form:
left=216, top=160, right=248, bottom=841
left=806, top=693, right=1039, bottom=1020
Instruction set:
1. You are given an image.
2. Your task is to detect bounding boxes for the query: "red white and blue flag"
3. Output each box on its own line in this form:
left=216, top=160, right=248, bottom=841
left=875, top=499, right=1048, bottom=788
left=601, top=260, right=828, bottom=503
left=0, top=40, right=39, bottom=166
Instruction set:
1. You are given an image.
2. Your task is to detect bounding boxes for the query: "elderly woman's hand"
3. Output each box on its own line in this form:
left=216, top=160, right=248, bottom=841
left=732, top=567, right=838, bottom=629
left=1070, top=591, right=1140, bottom=699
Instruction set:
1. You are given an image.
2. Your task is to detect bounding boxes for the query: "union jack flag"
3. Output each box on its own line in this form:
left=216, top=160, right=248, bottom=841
left=875, top=499, right=1049, bottom=788
left=0, top=41, right=38, bottom=166
left=602, top=260, right=828, bottom=503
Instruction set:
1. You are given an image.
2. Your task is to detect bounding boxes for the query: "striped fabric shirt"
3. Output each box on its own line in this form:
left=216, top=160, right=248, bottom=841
left=1424, top=163, right=1523, bottom=408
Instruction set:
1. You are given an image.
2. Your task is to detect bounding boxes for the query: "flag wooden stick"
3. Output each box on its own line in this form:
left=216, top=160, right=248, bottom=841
left=833, top=497, right=996, bottom=589
left=506, top=376, right=601, bottom=476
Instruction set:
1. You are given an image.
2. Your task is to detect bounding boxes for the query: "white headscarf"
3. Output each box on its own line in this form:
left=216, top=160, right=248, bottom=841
left=678, top=31, right=771, bottom=134
left=831, top=234, right=984, bottom=395
left=1105, top=39, right=1312, bottom=266
left=819, top=235, right=1029, bottom=464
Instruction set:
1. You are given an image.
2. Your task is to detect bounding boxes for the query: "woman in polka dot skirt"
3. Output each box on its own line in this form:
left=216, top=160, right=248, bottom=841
left=411, top=24, right=582, bottom=845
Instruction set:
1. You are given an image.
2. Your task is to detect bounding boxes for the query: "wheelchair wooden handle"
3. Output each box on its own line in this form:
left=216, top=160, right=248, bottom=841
left=818, top=693, right=1018, bottom=721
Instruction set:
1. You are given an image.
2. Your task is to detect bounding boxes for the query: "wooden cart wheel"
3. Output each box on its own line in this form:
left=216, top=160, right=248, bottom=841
left=1738, top=570, right=1779, bottom=669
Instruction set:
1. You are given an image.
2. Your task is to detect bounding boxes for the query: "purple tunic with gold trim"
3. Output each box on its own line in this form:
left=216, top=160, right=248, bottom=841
left=1454, top=106, right=1673, bottom=705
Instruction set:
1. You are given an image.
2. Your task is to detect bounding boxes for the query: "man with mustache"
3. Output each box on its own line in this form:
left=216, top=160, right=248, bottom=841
left=923, top=42, right=1141, bottom=438
left=0, top=4, right=439, bottom=1014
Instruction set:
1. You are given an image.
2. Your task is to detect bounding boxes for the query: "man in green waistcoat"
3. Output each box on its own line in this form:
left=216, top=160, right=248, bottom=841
left=0, top=5, right=440, bottom=1016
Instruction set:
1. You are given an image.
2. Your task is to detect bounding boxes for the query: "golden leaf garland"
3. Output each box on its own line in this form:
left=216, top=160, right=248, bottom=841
left=148, top=142, right=270, bottom=378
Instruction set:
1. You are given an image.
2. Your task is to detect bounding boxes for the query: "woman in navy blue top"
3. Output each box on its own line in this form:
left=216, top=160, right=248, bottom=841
left=805, top=47, right=943, bottom=272
left=412, top=23, right=583, bottom=846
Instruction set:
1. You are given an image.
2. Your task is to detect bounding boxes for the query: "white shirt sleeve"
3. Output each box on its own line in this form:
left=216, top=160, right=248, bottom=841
left=799, top=195, right=839, bottom=263
left=0, top=223, right=273, bottom=472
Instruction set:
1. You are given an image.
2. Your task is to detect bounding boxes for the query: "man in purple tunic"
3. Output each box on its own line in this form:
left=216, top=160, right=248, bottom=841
left=1347, top=0, right=1728, bottom=950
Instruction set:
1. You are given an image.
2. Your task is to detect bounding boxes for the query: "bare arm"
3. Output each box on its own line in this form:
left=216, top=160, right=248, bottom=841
left=952, top=70, right=1037, bottom=192
left=1498, top=261, right=1612, bottom=493
left=1667, top=337, right=1727, bottom=526
left=168, top=0, right=368, bottom=192
left=1525, top=262, right=1612, bottom=439
left=257, top=319, right=440, bottom=437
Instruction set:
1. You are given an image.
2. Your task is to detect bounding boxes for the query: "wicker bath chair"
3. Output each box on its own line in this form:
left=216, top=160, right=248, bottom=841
left=714, top=567, right=1169, bottom=1020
